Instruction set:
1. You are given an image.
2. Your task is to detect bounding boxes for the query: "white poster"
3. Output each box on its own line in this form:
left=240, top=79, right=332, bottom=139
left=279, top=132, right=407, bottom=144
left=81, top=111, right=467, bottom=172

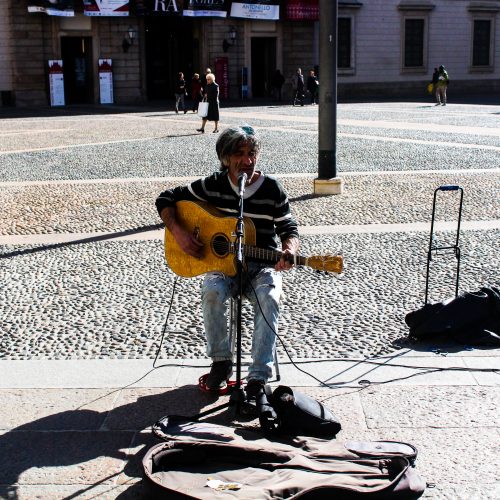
left=48, top=60, right=65, bottom=106
left=83, top=0, right=129, bottom=16
left=230, top=1, right=279, bottom=20
left=28, top=0, right=74, bottom=16
left=98, top=59, right=114, bottom=104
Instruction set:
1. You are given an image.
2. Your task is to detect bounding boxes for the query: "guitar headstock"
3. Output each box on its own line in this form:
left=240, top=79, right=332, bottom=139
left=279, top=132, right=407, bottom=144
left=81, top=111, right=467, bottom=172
left=306, top=255, right=343, bottom=274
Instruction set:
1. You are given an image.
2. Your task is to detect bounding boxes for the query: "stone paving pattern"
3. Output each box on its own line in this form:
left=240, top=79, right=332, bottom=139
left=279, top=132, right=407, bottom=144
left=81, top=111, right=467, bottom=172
left=0, top=100, right=499, bottom=499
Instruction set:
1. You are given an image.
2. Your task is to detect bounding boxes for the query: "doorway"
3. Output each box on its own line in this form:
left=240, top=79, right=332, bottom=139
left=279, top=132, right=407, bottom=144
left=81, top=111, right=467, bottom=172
left=251, top=37, right=277, bottom=98
left=145, top=17, right=196, bottom=100
left=61, top=36, right=94, bottom=104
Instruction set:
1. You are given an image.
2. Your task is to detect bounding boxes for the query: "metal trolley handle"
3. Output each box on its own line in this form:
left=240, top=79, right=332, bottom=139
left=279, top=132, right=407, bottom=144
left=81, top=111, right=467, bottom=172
left=424, top=185, right=464, bottom=304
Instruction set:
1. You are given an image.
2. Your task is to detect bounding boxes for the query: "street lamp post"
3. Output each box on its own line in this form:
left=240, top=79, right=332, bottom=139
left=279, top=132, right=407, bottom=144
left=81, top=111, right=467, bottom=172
left=314, top=0, right=343, bottom=195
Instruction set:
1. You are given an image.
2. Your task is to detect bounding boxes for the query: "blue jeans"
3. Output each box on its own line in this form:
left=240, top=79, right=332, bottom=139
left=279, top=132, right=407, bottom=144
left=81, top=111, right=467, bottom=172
left=202, top=262, right=282, bottom=382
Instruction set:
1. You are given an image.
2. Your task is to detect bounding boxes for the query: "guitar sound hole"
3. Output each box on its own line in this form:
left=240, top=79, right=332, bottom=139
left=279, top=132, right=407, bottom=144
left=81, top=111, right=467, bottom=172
left=212, top=234, right=230, bottom=258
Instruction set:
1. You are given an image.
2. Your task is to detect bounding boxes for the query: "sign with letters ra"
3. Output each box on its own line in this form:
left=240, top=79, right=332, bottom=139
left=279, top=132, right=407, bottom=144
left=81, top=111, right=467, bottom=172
left=135, top=0, right=183, bottom=16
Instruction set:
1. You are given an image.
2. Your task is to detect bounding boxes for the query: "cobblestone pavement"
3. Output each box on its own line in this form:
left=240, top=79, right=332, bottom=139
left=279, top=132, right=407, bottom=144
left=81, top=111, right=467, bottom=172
left=1, top=101, right=499, bottom=361
left=0, top=101, right=499, bottom=499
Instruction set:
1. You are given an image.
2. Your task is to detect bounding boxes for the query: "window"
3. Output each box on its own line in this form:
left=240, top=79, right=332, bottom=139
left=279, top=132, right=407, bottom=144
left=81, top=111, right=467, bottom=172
left=338, top=1, right=361, bottom=75
left=472, top=19, right=491, bottom=66
left=338, top=17, right=351, bottom=69
left=468, top=3, right=498, bottom=72
left=404, top=18, right=424, bottom=67
left=398, top=1, right=433, bottom=73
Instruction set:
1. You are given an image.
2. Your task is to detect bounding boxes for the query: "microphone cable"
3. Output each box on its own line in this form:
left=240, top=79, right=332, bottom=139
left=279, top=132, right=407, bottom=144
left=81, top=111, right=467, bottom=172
left=153, top=275, right=179, bottom=368
left=152, top=268, right=498, bottom=387
left=248, top=272, right=499, bottom=390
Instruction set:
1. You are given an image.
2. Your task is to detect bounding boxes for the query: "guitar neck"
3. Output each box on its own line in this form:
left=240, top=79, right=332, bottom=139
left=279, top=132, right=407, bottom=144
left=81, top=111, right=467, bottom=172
left=240, top=244, right=343, bottom=274
left=242, top=245, right=306, bottom=266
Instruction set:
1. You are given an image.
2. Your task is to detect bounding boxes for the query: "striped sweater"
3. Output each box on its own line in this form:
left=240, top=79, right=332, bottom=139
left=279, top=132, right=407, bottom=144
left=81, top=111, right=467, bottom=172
left=156, top=170, right=298, bottom=251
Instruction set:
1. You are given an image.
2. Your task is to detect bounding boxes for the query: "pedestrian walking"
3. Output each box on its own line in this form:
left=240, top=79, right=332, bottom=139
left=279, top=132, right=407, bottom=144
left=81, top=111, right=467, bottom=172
left=174, top=72, right=187, bottom=114
left=191, top=73, right=203, bottom=113
left=272, top=69, right=285, bottom=102
left=292, top=68, right=305, bottom=106
left=197, top=73, right=219, bottom=133
left=306, top=69, right=319, bottom=105
left=201, top=67, right=212, bottom=89
left=435, top=65, right=449, bottom=106
left=428, top=67, right=439, bottom=102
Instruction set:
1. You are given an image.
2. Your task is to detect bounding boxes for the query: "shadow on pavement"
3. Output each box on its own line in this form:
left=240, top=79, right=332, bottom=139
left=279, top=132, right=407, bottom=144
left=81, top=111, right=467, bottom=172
left=1, top=94, right=498, bottom=120
left=0, top=223, right=164, bottom=260
left=396, top=336, right=493, bottom=355
left=0, top=382, right=234, bottom=499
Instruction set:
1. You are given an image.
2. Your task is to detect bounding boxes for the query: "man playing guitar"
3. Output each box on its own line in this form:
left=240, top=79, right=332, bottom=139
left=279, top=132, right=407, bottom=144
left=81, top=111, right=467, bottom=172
left=156, top=125, right=299, bottom=398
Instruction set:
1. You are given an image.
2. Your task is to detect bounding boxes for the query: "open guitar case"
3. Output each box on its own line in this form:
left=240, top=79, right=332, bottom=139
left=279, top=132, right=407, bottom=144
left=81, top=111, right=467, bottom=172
left=142, top=417, right=426, bottom=499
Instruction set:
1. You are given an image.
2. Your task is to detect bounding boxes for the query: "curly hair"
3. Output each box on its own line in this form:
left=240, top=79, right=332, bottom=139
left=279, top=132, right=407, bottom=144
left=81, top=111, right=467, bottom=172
left=215, top=126, right=261, bottom=170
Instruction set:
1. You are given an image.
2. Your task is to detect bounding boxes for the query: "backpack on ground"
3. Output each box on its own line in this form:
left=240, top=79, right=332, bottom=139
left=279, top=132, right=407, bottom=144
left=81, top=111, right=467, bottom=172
left=261, top=384, right=342, bottom=438
left=405, top=286, right=500, bottom=346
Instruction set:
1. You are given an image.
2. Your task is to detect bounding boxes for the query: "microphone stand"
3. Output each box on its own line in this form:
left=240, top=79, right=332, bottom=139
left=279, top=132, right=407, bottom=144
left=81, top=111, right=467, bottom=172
left=227, top=172, right=248, bottom=414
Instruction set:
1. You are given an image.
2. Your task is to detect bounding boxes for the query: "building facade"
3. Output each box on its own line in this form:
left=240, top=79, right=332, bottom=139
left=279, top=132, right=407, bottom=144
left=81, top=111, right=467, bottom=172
left=1, top=0, right=499, bottom=108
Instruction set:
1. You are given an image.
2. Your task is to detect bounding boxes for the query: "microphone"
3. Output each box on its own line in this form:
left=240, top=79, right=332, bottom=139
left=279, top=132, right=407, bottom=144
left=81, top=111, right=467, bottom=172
left=238, top=172, right=247, bottom=197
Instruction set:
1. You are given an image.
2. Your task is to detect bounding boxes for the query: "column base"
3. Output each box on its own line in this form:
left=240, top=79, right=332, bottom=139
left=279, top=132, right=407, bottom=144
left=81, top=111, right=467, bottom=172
left=313, top=177, right=344, bottom=195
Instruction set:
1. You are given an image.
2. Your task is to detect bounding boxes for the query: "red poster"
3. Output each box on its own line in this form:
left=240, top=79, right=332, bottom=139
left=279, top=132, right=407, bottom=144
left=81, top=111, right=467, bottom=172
left=286, top=0, right=318, bottom=21
left=215, top=57, right=229, bottom=100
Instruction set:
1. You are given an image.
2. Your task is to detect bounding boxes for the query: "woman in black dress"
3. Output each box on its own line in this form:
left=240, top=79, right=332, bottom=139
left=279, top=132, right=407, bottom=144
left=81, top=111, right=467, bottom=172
left=197, top=73, right=219, bottom=133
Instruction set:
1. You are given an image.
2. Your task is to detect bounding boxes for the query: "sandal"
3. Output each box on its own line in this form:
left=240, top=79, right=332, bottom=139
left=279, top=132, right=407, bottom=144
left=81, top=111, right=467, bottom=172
left=196, top=128, right=205, bottom=133
left=213, top=129, right=219, bottom=133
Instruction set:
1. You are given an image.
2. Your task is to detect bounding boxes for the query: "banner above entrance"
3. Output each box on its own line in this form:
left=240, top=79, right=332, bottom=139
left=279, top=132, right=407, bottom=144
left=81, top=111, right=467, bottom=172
left=182, top=0, right=229, bottom=17
left=83, top=0, right=129, bottom=16
left=28, top=0, right=75, bottom=16
left=230, top=0, right=280, bottom=21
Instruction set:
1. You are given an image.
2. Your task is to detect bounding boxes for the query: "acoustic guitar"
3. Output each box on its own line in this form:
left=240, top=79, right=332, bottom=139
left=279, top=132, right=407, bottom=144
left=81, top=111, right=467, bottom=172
left=164, top=200, right=343, bottom=278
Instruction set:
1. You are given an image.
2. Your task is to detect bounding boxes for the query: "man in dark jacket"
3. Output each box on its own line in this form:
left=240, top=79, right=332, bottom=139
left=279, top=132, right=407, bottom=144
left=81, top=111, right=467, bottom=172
left=293, top=68, right=305, bottom=106
left=173, top=72, right=187, bottom=114
left=306, top=69, right=319, bottom=105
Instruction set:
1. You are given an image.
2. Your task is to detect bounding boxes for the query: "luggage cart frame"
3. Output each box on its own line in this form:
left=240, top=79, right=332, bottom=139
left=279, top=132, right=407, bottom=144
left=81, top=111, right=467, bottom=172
left=424, top=185, right=464, bottom=304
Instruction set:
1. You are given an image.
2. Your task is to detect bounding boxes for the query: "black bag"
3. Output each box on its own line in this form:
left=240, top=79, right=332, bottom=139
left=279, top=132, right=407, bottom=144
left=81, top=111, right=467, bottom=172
left=405, top=286, right=500, bottom=346
left=263, top=385, right=342, bottom=438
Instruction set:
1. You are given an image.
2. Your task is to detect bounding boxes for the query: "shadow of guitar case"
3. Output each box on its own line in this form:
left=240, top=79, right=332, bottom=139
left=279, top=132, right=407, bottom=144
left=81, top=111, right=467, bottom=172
left=142, top=417, right=426, bottom=499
